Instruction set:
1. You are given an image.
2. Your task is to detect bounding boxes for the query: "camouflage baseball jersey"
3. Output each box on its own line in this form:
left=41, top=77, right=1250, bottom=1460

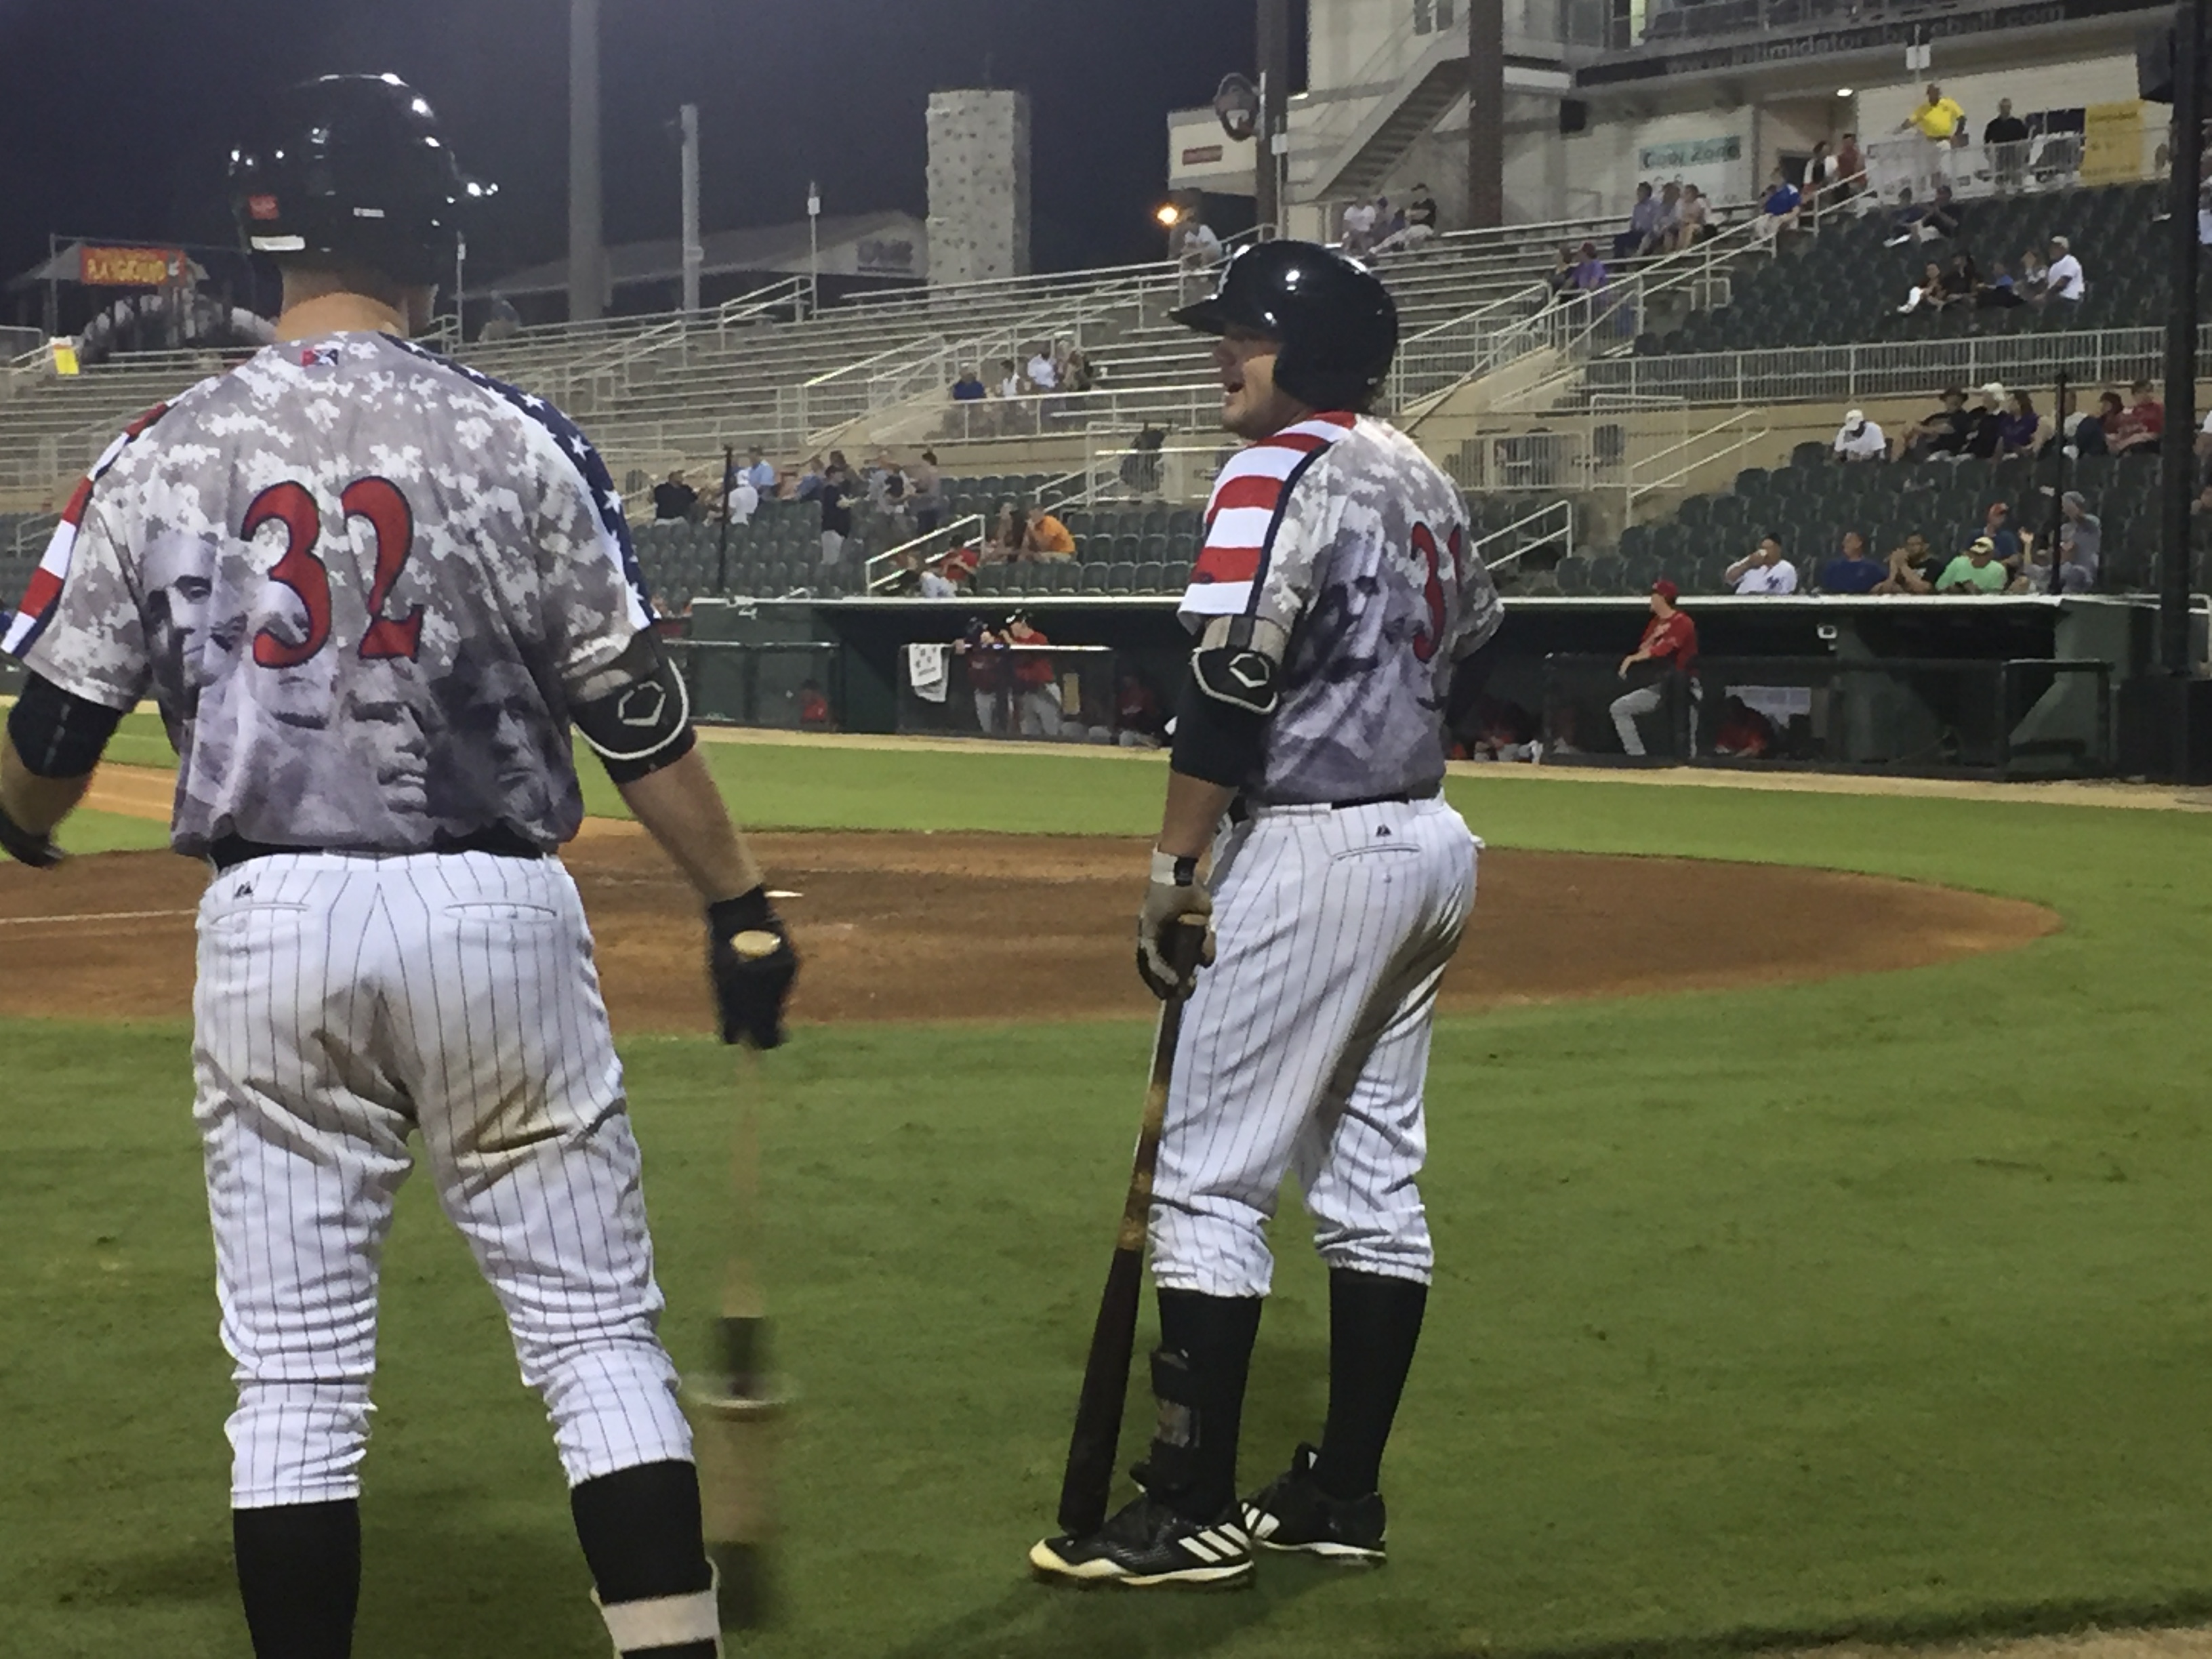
left=1181, top=411, right=1501, bottom=804
left=3, top=331, right=655, bottom=857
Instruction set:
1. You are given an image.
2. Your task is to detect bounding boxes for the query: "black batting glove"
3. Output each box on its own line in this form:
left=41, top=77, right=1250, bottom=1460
left=707, top=886, right=798, bottom=1048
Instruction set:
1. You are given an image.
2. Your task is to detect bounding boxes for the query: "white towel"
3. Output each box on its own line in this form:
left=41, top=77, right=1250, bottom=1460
left=907, top=642, right=949, bottom=703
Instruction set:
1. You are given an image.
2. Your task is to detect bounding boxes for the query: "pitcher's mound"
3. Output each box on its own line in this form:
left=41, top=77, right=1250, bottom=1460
left=0, top=831, right=2056, bottom=1032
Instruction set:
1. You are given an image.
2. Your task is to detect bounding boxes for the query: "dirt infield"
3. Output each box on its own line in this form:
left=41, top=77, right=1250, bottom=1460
left=0, top=829, right=2056, bottom=1032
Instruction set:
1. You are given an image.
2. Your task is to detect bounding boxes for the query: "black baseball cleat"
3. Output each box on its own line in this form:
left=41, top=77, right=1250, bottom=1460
left=1029, top=1494, right=1254, bottom=1588
left=1240, top=1444, right=1388, bottom=1565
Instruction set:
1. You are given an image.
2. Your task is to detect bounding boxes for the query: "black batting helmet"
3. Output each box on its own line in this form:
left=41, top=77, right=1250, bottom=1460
left=230, top=75, right=468, bottom=288
left=1170, top=240, right=1398, bottom=412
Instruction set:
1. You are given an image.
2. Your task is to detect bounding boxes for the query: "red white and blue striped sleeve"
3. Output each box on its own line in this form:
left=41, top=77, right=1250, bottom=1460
left=1178, top=412, right=1353, bottom=626
left=3, top=403, right=169, bottom=706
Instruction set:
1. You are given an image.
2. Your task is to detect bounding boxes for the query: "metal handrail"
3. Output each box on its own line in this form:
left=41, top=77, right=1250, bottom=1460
left=864, top=512, right=989, bottom=592
left=1477, top=499, right=1574, bottom=571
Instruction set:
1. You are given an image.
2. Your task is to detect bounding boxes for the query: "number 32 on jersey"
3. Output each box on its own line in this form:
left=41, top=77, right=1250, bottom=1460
left=242, top=476, right=426, bottom=668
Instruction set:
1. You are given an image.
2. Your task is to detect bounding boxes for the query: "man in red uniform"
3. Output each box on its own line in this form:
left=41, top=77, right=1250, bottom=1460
left=1609, top=579, right=1699, bottom=757
left=1004, top=611, right=1062, bottom=737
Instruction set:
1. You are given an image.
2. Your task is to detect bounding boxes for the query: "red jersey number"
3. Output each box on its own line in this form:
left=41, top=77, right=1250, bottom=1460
left=243, top=477, right=424, bottom=668
left=345, top=477, right=425, bottom=662
left=1410, top=522, right=1461, bottom=664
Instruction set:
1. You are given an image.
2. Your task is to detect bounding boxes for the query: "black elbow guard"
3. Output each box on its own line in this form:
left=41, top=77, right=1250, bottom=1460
left=1170, top=662, right=1270, bottom=787
left=9, top=672, right=125, bottom=779
left=573, top=634, right=697, bottom=784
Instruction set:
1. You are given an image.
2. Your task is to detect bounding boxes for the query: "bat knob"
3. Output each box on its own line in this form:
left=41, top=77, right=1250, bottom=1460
left=729, top=928, right=782, bottom=961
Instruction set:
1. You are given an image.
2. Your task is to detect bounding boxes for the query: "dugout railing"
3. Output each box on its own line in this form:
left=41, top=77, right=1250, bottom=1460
left=1540, top=651, right=2114, bottom=776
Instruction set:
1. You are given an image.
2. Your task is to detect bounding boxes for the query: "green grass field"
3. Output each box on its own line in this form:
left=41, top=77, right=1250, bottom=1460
left=5, top=742, right=2212, bottom=1659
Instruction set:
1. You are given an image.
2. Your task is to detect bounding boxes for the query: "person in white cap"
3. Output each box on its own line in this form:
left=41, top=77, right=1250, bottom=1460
left=1833, top=407, right=1887, bottom=462
left=2041, top=237, right=2085, bottom=306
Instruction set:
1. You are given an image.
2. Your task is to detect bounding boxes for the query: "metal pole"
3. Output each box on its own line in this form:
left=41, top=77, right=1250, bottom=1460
left=2159, top=0, right=2204, bottom=678
left=1467, top=0, right=1506, bottom=227
left=681, top=104, right=704, bottom=315
left=455, top=232, right=467, bottom=342
left=1256, top=0, right=1290, bottom=237
left=569, top=0, right=605, bottom=323
left=718, top=443, right=735, bottom=594
left=2047, top=371, right=2070, bottom=590
left=806, top=183, right=821, bottom=316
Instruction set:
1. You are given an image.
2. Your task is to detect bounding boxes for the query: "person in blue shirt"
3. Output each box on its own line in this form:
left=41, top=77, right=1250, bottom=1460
left=951, top=367, right=987, bottom=401
left=1817, top=531, right=1886, bottom=594
left=1761, top=167, right=1802, bottom=234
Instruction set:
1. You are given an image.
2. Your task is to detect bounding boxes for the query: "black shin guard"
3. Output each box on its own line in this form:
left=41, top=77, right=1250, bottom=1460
left=572, top=1460, right=717, bottom=1657
left=1145, top=1290, right=1264, bottom=1520
left=233, top=1499, right=361, bottom=1659
left=1312, top=1269, right=1429, bottom=1501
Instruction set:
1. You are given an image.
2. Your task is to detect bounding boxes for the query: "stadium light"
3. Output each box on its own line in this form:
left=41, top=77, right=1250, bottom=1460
left=1154, top=203, right=1183, bottom=227
left=1836, top=86, right=1853, bottom=96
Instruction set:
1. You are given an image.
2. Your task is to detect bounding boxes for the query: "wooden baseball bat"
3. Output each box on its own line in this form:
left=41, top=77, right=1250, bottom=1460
left=1055, top=916, right=1209, bottom=1538
left=687, top=934, right=790, bottom=1632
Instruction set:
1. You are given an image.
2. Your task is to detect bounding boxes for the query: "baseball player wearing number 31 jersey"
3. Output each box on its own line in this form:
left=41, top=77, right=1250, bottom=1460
left=0, top=78, right=794, bottom=1658
left=1032, top=241, right=1501, bottom=1587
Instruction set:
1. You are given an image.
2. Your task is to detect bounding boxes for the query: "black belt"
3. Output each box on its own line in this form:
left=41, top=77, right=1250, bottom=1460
left=207, top=824, right=546, bottom=873
left=1229, top=785, right=1438, bottom=823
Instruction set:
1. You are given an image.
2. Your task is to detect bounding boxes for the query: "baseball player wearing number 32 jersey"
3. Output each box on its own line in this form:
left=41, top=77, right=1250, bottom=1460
left=0, top=77, right=794, bottom=1658
left=1032, top=241, right=1502, bottom=1588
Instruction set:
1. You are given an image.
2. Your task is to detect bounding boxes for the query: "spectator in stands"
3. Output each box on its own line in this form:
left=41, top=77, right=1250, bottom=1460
left=652, top=470, right=697, bottom=522
left=1063, top=350, right=1097, bottom=393
left=951, top=366, right=987, bottom=402
left=1022, top=508, right=1077, bottom=562
left=480, top=295, right=523, bottom=343
left=2039, top=236, right=2085, bottom=308
left=1726, top=533, right=1801, bottom=594
left=1340, top=198, right=1378, bottom=255
left=817, top=453, right=856, bottom=566
left=1978, top=501, right=2022, bottom=565
left=1807, top=141, right=1837, bottom=205
left=1572, top=241, right=1607, bottom=293
left=1376, top=186, right=1441, bottom=253
left=1818, top=531, right=1886, bottom=594
left=1875, top=531, right=1938, bottom=594
left=722, top=462, right=759, bottom=527
left=1961, top=383, right=2008, bottom=460
left=2050, top=492, right=2101, bottom=593
left=1652, top=180, right=1683, bottom=251
left=1547, top=245, right=1577, bottom=302
left=1938, top=536, right=2009, bottom=593
left=741, top=446, right=777, bottom=492
left=1759, top=167, right=1802, bottom=238
left=1977, top=260, right=2023, bottom=308
left=794, top=454, right=826, bottom=499
left=1996, top=391, right=2041, bottom=459
left=1896, top=386, right=1973, bottom=460
left=1834, top=407, right=1887, bottom=462
left=1026, top=343, right=1060, bottom=393
left=1902, top=82, right=1966, bottom=144
left=908, top=449, right=945, bottom=535
left=1898, top=258, right=1961, bottom=314
left=987, top=501, right=1027, bottom=560
left=917, top=548, right=975, bottom=598
left=996, top=359, right=1023, bottom=400
left=1984, top=98, right=2030, bottom=192
left=1925, top=184, right=1963, bottom=239
left=1176, top=214, right=1225, bottom=275
left=1835, top=131, right=1864, bottom=197
left=1610, top=579, right=1699, bottom=758
left=2060, top=388, right=2110, bottom=457
left=1670, top=184, right=1711, bottom=251
left=2110, top=380, right=2165, bottom=454
left=1885, top=186, right=1936, bottom=247
left=1617, top=182, right=1663, bottom=259
left=2015, top=244, right=2050, bottom=300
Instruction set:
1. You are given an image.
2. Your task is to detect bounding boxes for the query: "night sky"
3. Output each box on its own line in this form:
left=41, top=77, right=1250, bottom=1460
left=0, top=0, right=1303, bottom=298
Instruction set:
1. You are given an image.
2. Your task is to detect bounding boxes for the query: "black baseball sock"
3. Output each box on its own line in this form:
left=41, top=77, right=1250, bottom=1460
left=233, top=1498, right=361, bottom=1659
left=1146, top=1290, right=1264, bottom=1521
left=571, top=1460, right=717, bottom=1658
left=1311, top=1269, right=1429, bottom=1502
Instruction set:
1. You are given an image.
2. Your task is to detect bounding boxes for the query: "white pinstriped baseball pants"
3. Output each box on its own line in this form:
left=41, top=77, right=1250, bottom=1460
left=1149, top=796, right=1478, bottom=1300
left=192, top=851, right=693, bottom=1510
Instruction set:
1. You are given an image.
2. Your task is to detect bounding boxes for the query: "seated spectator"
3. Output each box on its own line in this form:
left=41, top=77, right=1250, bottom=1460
left=951, top=366, right=987, bottom=401
left=2110, top=380, right=2164, bottom=454
left=1375, top=184, right=1439, bottom=253
left=1063, top=350, right=1097, bottom=393
left=1340, top=197, right=1378, bottom=255
left=2039, top=236, right=2085, bottom=308
left=2068, top=389, right=2118, bottom=457
left=1547, top=245, right=1576, bottom=301
left=1616, top=181, right=1662, bottom=259
left=1176, top=216, right=1225, bottom=272
left=1759, top=167, right=1802, bottom=237
left=1996, top=390, right=2041, bottom=458
left=1875, top=531, right=1938, bottom=594
left=1924, top=184, right=1962, bottom=239
left=1884, top=185, right=1935, bottom=247
left=2015, top=245, right=2050, bottom=300
left=918, top=548, right=977, bottom=598
left=652, top=469, right=698, bottom=522
left=1651, top=180, right=1683, bottom=251
left=1897, top=258, right=1958, bottom=314
left=1671, top=184, right=1711, bottom=251
left=1977, top=260, right=2022, bottom=308
left=1961, top=383, right=2007, bottom=459
left=2051, top=492, right=2100, bottom=593
left=1725, top=533, right=1800, bottom=594
left=1572, top=241, right=1607, bottom=293
left=1834, top=407, right=1887, bottom=462
left=1938, top=536, right=2010, bottom=593
left=1896, top=386, right=1973, bottom=460
left=1022, top=508, right=1076, bottom=561
left=1818, top=531, right=1886, bottom=594
left=1978, top=500, right=2022, bottom=565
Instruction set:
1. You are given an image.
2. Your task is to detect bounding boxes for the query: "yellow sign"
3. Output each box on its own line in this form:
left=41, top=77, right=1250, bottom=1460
left=49, top=340, right=81, bottom=377
left=2082, top=101, right=2146, bottom=185
left=77, top=245, right=182, bottom=287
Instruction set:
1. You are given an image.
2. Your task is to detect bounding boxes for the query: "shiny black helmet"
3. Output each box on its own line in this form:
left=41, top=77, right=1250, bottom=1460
left=229, top=74, right=466, bottom=288
left=1170, top=239, right=1398, bottom=412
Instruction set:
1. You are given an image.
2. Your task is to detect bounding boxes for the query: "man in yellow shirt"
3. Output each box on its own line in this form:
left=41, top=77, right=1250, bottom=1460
left=1904, top=83, right=1965, bottom=142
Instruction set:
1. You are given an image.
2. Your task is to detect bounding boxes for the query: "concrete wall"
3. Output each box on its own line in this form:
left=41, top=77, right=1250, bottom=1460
left=1560, top=105, right=1761, bottom=218
left=1851, top=55, right=2144, bottom=140
left=926, top=90, right=1032, bottom=289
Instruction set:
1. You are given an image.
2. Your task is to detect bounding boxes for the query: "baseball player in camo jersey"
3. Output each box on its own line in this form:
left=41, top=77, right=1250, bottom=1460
left=1031, top=241, right=1501, bottom=1586
left=0, top=77, right=794, bottom=1659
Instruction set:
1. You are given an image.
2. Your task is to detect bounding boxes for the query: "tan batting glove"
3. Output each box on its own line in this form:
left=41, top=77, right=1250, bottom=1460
left=1136, top=849, right=1217, bottom=1002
